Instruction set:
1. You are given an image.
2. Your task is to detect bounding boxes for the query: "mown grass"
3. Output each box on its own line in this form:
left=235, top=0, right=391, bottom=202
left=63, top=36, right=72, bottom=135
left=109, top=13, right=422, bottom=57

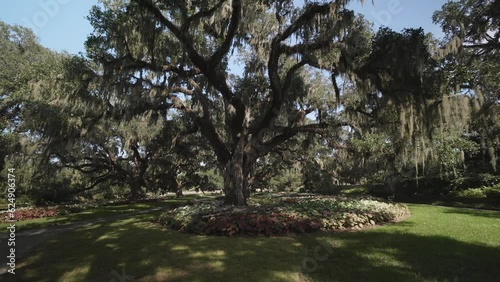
left=302, top=204, right=500, bottom=282
left=0, top=196, right=201, bottom=232
left=336, top=185, right=500, bottom=211
left=13, top=203, right=500, bottom=282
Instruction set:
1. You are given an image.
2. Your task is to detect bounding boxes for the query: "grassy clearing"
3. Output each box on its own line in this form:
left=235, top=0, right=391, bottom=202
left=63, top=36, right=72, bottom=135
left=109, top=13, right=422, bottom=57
left=303, top=204, right=500, bottom=282
left=336, top=185, right=500, bottom=211
left=14, top=203, right=500, bottom=282
left=17, top=211, right=303, bottom=282
left=0, top=196, right=201, bottom=232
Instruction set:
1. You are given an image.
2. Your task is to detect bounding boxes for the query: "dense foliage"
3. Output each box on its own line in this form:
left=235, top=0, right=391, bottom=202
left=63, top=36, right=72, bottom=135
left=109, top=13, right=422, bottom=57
left=0, top=0, right=498, bottom=205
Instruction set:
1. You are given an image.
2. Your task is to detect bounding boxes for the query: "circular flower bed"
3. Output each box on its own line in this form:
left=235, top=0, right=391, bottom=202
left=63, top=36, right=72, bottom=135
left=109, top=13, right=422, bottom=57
left=157, top=194, right=411, bottom=236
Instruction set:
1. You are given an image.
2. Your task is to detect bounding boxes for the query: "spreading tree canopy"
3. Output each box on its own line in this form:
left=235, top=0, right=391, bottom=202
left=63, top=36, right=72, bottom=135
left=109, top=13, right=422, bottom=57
left=85, top=0, right=374, bottom=205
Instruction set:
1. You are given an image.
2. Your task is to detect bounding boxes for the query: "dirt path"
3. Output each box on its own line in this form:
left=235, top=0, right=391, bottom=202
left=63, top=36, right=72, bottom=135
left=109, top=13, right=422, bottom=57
left=0, top=207, right=167, bottom=276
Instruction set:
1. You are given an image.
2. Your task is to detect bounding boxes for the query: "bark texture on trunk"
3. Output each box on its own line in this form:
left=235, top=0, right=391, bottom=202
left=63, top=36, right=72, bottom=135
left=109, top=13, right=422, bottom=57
left=223, top=160, right=247, bottom=206
left=176, top=187, right=184, bottom=197
left=129, top=181, right=144, bottom=199
left=223, top=137, right=250, bottom=206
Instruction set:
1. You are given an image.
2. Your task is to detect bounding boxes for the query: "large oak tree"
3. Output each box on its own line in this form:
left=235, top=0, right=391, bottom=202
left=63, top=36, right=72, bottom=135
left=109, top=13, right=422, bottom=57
left=85, top=0, right=371, bottom=205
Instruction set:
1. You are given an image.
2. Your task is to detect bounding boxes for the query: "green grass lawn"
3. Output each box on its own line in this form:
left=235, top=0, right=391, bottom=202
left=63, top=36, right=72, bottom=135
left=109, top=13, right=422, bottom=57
left=14, top=204, right=500, bottom=282
left=0, top=196, right=201, bottom=232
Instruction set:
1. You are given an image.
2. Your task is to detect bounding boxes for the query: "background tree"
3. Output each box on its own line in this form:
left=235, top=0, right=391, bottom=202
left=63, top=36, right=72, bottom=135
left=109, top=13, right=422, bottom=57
left=38, top=56, right=214, bottom=200
left=434, top=0, right=500, bottom=173
left=0, top=20, right=211, bottom=202
left=336, top=26, right=484, bottom=193
left=0, top=21, right=83, bottom=203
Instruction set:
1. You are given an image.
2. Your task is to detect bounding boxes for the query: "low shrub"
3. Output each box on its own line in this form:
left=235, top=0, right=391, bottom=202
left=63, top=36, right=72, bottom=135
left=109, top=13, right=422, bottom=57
left=484, top=184, right=500, bottom=199
left=1, top=207, right=60, bottom=223
left=450, top=184, right=500, bottom=199
left=157, top=195, right=411, bottom=236
left=450, top=188, right=487, bottom=199
left=0, top=201, right=104, bottom=223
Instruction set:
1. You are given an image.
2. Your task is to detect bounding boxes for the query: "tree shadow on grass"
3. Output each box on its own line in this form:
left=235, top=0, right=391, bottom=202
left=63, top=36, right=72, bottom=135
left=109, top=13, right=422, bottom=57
left=399, top=196, right=500, bottom=212
left=297, top=230, right=500, bottom=282
left=14, top=213, right=304, bottom=282
left=3, top=199, right=193, bottom=232
left=442, top=208, right=500, bottom=220
left=12, top=208, right=500, bottom=282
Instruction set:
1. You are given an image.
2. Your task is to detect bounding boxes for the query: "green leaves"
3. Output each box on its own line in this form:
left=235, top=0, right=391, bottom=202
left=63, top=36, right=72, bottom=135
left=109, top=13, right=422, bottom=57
left=158, top=194, right=411, bottom=236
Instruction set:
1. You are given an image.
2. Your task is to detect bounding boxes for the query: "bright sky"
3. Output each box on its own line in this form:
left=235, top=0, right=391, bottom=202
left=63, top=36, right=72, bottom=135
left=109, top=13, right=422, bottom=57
left=348, top=0, right=446, bottom=37
left=0, top=0, right=448, bottom=55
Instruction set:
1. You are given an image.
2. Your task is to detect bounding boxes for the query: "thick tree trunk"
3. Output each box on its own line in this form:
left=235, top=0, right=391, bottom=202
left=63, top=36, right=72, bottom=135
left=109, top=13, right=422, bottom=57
left=223, top=137, right=251, bottom=206
left=129, top=181, right=144, bottom=199
left=176, top=187, right=184, bottom=197
left=223, top=158, right=248, bottom=206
